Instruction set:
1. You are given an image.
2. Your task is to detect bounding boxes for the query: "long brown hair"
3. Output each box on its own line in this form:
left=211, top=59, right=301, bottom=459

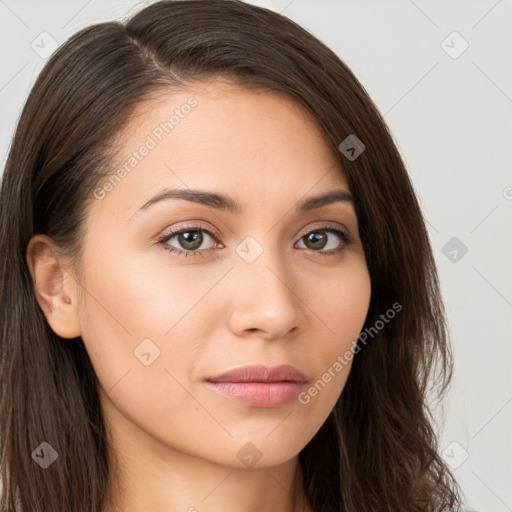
left=0, top=1, right=462, bottom=510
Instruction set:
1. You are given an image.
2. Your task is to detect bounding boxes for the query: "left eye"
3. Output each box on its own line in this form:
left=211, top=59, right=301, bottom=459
left=296, top=228, right=349, bottom=252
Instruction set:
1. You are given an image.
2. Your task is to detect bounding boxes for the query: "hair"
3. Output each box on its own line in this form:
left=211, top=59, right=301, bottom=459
left=0, top=1, right=463, bottom=510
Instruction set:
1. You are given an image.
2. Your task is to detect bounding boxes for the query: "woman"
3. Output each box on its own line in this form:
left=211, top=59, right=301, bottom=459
left=0, top=1, right=462, bottom=510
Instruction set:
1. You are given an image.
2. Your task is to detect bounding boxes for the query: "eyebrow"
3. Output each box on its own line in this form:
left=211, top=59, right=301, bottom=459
left=136, top=187, right=355, bottom=216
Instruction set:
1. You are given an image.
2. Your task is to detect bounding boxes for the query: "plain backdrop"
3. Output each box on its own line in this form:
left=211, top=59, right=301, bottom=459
left=1, top=1, right=511, bottom=510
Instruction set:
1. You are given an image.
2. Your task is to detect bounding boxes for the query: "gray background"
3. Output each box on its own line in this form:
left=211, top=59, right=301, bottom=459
left=1, top=0, right=511, bottom=510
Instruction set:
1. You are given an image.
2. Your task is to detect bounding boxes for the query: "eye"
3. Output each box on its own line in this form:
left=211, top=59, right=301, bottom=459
left=157, top=222, right=352, bottom=258
left=157, top=224, right=221, bottom=258
left=296, top=225, right=351, bottom=255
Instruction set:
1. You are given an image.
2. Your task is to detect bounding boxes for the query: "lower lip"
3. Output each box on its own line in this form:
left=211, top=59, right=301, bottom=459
left=205, top=381, right=307, bottom=408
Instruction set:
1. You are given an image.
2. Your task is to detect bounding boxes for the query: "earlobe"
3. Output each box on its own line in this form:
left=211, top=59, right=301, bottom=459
left=26, top=234, right=82, bottom=339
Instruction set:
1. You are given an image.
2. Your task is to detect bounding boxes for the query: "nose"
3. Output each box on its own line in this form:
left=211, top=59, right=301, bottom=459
left=227, top=241, right=306, bottom=341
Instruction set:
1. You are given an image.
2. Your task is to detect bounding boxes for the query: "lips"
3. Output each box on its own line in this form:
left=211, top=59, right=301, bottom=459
left=206, top=364, right=308, bottom=384
left=205, top=364, right=308, bottom=408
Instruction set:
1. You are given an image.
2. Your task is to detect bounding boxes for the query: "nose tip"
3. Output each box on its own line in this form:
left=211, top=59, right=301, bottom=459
left=228, top=248, right=305, bottom=339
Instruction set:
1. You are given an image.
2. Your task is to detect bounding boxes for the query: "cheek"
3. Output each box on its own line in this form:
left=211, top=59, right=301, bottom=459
left=76, top=245, right=209, bottom=391
left=310, top=255, right=371, bottom=344
left=79, top=238, right=216, bottom=335
left=300, top=257, right=371, bottom=404
left=76, top=248, right=210, bottom=447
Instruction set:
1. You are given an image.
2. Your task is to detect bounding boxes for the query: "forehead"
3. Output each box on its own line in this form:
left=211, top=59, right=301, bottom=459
left=90, top=79, right=350, bottom=220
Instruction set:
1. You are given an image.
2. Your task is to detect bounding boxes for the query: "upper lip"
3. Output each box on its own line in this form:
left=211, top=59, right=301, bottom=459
left=206, top=364, right=308, bottom=383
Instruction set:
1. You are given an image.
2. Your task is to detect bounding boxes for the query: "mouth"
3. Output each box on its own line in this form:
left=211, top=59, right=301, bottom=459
left=205, top=364, right=308, bottom=408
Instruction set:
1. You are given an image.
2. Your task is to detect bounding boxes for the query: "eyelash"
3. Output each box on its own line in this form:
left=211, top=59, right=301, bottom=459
left=156, top=222, right=352, bottom=258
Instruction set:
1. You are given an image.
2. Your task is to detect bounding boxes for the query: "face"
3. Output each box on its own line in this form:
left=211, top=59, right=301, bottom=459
left=67, top=80, right=371, bottom=468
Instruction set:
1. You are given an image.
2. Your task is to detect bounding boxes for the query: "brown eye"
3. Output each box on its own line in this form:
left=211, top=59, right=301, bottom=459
left=296, top=228, right=350, bottom=254
left=158, top=226, right=219, bottom=257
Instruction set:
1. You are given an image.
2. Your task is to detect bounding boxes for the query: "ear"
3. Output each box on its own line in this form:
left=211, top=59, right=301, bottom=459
left=26, top=234, right=82, bottom=339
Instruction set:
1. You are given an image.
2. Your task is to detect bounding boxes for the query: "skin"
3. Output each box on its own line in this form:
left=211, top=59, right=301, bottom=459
left=27, top=79, right=371, bottom=512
